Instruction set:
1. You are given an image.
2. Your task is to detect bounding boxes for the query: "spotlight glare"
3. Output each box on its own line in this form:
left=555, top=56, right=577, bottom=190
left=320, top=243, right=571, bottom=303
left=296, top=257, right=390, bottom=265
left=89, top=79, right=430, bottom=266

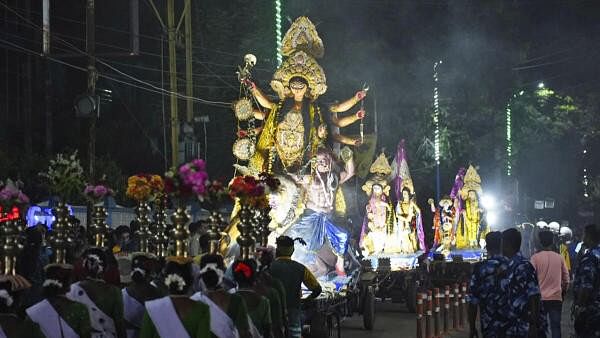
left=538, top=82, right=545, bottom=89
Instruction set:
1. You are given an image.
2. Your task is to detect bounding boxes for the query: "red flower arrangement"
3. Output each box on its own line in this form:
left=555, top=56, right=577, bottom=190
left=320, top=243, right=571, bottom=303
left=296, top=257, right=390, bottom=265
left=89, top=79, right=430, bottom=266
left=228, top=173, right=279, bottom=209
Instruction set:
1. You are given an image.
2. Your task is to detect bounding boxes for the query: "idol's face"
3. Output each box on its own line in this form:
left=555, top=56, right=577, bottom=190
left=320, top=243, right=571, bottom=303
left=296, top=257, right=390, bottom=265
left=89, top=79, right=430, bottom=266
left=372, top=184, right=383, bottom=196
left=315, top=154, right=331, bottom=173
left=402, top=190, right=410, bottom=201
left=289, top=80, right=308, bottom=101
left=468, top=190, right=477, bottom=201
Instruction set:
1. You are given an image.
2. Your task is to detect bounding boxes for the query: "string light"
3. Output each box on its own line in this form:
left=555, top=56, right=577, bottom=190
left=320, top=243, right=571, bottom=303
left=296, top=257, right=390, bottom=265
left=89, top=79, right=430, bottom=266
left=433, top=61, right=442, bottom=165
left=506, top=102, right=512, bottom=176
left=583, top=147, right=590, bottom=198
left=275, top=0, right=282, bottom=66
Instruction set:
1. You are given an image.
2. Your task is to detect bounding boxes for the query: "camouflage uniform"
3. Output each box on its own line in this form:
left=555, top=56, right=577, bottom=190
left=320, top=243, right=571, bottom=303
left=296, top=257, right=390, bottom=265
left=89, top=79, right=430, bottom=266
left=467, top=254, right=510, bottom=337
left=573, top=245, right=600, bottom=337
left=504, top=252, right=547, bottom=337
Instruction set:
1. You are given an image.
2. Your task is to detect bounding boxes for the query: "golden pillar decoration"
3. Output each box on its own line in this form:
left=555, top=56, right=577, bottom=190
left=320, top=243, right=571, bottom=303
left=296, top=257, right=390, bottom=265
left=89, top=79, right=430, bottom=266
left=1, top=216, right=24, bottom=275
left=89, top=205, right=108, bottom=248
left=151, top=196, right=169, bottom=257
left=135, top=201, right=152, bottom=253
left=207, top=211, right=226, bottom=255
left=236, top=205, right=255, bottom=260
left=258, top=208, right=272, bottom=247
left=171, top=206, right=190, bottom=257
left=50, top=202, right=71, bottom=265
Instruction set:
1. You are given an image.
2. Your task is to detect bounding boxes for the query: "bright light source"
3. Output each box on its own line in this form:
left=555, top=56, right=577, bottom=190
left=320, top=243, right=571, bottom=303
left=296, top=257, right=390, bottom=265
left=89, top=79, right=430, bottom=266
left=486, top=212, right=498, bottom=227
left=519, top=90, right=525, bottom=96
left=538, top=82, right=545, bottom=89
left=584, top=149, right=588, bottom=154
left=481, top=194, right=496, bottom=210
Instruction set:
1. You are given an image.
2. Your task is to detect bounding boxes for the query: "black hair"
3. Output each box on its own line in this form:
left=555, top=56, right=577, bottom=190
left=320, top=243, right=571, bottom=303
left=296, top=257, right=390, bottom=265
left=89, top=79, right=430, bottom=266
left=289, top=76, right=308, bottom=86
left=199, top=234, right=210, bottom=254
left=232, top=259, right=258, bottom=287
left=115, top=225, right=131, bottom=236
left=131, top=255, right=155, bottom=284
left=43, top=266, right=71, bottom=298
left=275, top=236, right=295, bottom=248
left=163, top=261, right=193, bottom=295
left=502, top=228, right=522, bottom=253
left=199, top=254, right=226, bottom=289
left=81, top=248, right=107, bottom=278
left=258, top=249, right=274, bottom=269
left=485, top=231, right=502, bottom=253
left=584, top=224, right=600, bottom=244
left=538, top=230, right=554, bottom=248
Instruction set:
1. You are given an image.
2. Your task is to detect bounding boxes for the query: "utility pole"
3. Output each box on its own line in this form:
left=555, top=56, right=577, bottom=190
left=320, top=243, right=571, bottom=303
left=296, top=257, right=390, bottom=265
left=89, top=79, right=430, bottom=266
left=23, top=0, right=33, bottom=155
left=86, top=0, right=97, bottom=179
left=167, top=0, right=179, bottom=167
left=184, top=0, right=193, bottom=124
left=43, top=0, right=52, bottom=155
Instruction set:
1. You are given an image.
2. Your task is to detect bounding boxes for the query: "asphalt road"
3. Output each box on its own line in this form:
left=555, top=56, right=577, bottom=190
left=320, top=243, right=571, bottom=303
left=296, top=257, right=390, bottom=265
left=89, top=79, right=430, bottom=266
left=341, top=301, right=469, bottom=338
left=341, top=298, right=575, bottom=338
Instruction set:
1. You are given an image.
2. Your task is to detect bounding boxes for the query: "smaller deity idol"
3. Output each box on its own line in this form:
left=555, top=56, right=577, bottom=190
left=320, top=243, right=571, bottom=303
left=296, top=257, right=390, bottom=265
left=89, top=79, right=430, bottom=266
left=430, top=196, right=457, bottom=256
left=387, top=187, right=420, bottom=254
left=283, top=147, right=354, bottom=276
left=361, top=184, right=393, bottom=255
left=456, top=165, right=487, bottom=249
left=359, top=152, right=394, bottom=256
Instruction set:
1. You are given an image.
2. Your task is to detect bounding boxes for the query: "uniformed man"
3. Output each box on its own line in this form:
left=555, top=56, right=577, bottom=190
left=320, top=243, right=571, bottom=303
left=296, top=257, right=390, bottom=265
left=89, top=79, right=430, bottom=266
left=467, top=231, right=509, bottom=338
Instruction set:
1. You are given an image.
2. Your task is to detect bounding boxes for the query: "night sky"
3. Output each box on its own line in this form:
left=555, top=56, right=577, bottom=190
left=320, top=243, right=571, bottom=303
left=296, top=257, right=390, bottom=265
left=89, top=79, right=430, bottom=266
left=1, top=0, right=599, bottom=223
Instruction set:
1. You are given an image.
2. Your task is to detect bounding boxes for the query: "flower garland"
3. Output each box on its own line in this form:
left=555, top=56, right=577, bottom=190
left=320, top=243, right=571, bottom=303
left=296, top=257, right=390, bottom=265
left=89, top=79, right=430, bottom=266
left=126, top=174, right=164, bottom=202
left=42, top=279, right=63, bottom=289
left=83, top=184, right=114, bottom=205
left=164, top=159, right=209, bottom=201
left=164, top=273, right=186, bottom=291
left=228, top=173, right=280, bottom=208
left=198, top=263, right=224, bottom=287
left=39, top=151, right=85, bottom=201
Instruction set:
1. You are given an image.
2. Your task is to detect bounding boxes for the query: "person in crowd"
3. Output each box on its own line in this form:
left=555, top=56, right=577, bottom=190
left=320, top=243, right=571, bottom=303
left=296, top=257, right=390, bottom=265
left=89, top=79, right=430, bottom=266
left=467, top=231, right=509, bottom=338
left=24, top=264, right=92, bottom=338
left=256, top=247, right=286, bottom=338
left=573, top=224, right=600, bottom=336
left=270, top=236, right=322, bottom=338
left=67, top=248, right=126, bottom=338
left=122, top=253, right=164, bottom=338
left=531, top=230, right=569, bottom=338
left=502, top=228, right=546, bottom=338
left=113, top=226, right=137, bottom=254
left=232, top=259, right=273, bottom=337
left=139, top=258, right=210, bottom=338
left=0, top=275, right=31, bottom=337
left=191, top=254, right=251, bottom=338
left=17, top=226, right=48, bottom=307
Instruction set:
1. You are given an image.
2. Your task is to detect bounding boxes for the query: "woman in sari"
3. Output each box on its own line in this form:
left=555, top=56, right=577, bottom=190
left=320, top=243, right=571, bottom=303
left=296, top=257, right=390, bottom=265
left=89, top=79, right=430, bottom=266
left=122, top=254, right=164, bottom=338
left=67, top=248, right=126, bottom=338
left=232, top=259, right=273, bottom=337
left=24, top=264, right=92, bottom=338
left=191, top=254, right=252, bottom=338
left=139, top=258, right=210, bottom=338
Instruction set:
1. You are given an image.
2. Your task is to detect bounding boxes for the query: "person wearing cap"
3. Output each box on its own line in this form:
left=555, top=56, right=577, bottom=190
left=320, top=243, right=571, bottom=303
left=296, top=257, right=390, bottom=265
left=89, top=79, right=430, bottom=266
left=139, top=257, right=210, bottom=338
left=270, top=236, right=322, bottom=338
left=255, top=247, right=286, bottom=338
left=0, top=274, right=31, bottom=337
left=232, top=259, right=273, bottom=338
left=191, top=254, right=252, bottom=338
left=122, top=253, right=165, bottom=338
left=24, top=264, right=92, bottom=338
left=67, top=248, right=126, bottom=338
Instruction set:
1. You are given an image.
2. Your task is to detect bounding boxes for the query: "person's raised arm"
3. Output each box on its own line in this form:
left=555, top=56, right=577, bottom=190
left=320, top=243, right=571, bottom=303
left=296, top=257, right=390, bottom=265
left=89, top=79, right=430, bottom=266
left=329, top=90, right=366, bottom=113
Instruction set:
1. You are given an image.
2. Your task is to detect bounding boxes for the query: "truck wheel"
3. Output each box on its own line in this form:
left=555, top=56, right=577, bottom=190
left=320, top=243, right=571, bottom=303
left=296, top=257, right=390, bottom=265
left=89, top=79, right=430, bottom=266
left=406, top=279, right=417, bottom=313
left=363, top=287, right=376, bottom=330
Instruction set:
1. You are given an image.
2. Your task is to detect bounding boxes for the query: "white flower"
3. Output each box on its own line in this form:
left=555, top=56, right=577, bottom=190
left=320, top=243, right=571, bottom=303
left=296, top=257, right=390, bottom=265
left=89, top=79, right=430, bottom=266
left=42, top=279, right=64, bottom=289
left=0, top=290, right=13, bottom=307
left=164, top=274, right=186, bottom=291
left=131, top=268, right=146, bottom=277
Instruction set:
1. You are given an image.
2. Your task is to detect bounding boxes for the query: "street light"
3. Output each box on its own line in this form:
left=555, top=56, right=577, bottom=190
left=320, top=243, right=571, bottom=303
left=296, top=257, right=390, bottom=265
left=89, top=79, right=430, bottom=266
left=538, top=82, right=545, bottom=89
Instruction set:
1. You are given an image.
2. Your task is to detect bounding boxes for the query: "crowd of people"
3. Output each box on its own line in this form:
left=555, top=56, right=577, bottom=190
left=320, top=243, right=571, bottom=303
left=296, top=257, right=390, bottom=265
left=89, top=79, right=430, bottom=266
left=0, top=219, right=323, bottom=338
left=468, top=225, right=599, bottom=338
